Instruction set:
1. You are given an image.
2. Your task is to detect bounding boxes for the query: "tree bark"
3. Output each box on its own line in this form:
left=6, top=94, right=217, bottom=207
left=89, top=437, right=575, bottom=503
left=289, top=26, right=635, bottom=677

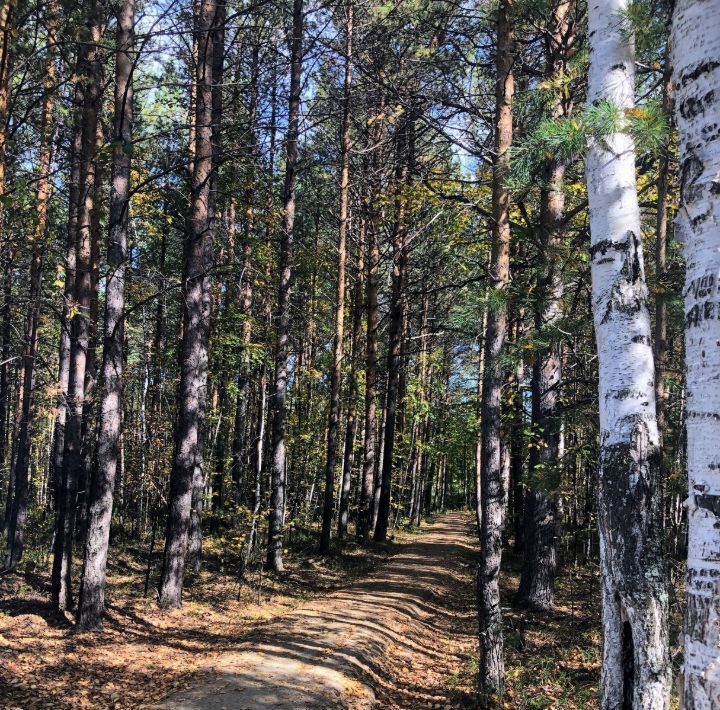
left=477, top=0, right=513, bottom=702
left=50, top=79, right=85, bottom=514
left=231, top=41, right=260, bottom=500
left=186, top=0, right=224, bottom=574
left=671, top=2, right=720, bottom=706
left=52, top=3, right=104, bottom=612
left=516, top=1, right=573, bottom=611
left=4, top=1, right=57, bottom=568
left=267, top=0, right=303, bottom=573
left=158, top=0, right=218, bottom=608
left=0, top=0, right=13, bottom=529
left=320, top=0, right=352, bottom=554
left=357, top=126, right=382, bottom=542
left=586, top=1, right=670, bottom=706
left=654, top=37, right=673, bottom=478
left=338, top=219, right=364, bottom=538
left=375, top=118, right=409, bottom=543
left=76, top=0, right=134, bottom=629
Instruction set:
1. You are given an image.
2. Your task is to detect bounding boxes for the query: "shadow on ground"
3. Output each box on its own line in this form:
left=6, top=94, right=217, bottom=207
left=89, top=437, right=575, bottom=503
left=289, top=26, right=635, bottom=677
left=161, top=513, right=479, bottom=709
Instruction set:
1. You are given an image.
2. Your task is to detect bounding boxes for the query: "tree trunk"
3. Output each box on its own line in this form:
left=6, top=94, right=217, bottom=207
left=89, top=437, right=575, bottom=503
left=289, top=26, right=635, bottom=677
left=320, top=0, right=352, bottom=554
left=76, top=0, right=134, bottom=629
left=52, top=4, right=104, bottom=612
left=375, top=119, right=408, bottom=543
left=357, top=161, right=380, bottom=543
left=0, top=0, right=12, bottom=528
left=516, top=1, right=574, bottom=610
left=587, top=2, right=670, bottom=706
left=158, top=0, right=218, bottom=608
left=50, top=80, right=85, bottom=514
left=477, top=0, right=513, bottom=702
left=267, top=0, right=303, bottom=573
left=338, top=220, right=364, bottom=538
left=231, top=41, right=260, bottom=499
left=671, top=1, right=720, bottom=706
left=4, top=2, right=57, bottom=567
left=77, top=120, right=105, bottom=531
left=186, top=0, right=224, bottom=575
left=655, top=42, right=673, bottom=473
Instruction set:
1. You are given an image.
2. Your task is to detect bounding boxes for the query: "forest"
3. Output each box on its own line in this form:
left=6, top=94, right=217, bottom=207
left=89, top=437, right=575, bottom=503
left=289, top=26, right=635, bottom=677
left=0, top=0, right=718, bottom=707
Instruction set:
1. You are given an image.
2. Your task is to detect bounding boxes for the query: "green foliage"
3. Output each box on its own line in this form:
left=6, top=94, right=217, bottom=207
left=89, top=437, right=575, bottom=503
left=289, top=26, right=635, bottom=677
left=617, top=0, right=668, bottom=59
left=508, top=99, right=669, bottom=188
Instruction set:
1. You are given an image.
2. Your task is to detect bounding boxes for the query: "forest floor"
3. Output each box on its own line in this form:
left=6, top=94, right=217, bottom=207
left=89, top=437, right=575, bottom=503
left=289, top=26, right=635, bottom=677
left=0, top=511, right=619, bottom=709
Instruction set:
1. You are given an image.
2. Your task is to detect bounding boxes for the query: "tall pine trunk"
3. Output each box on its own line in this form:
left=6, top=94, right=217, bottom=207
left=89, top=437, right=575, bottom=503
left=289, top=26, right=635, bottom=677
left=52, top=4, right=104, bottom=611
left=477, top=0, right=513, bottom=702
left=158, top=0, right=218, bottom=608
left=320, top=0, right=352, bottom=553
left=375, top=119, right=408, bottom=543
left=186, top=0, right=224, bottom=574
left=357, top=130, right=382, bottom=542
left=231, top=41, right=260, bottom=499
left=76, top=0, right=134, bottom=629
left=267, top=0, right=303, bottom=572
left=50, top=80, right=85, bottom=514
left=4, top=2, right=57, bottom=567
left=586, top=1, right=670, bottom=706
left=338, top=222, right=363, bottom=538
left=671, top=1, right=720, bottom=705
left=0, top=1, right=12, bottom=528
left=516, top=1, right=574, bottom=611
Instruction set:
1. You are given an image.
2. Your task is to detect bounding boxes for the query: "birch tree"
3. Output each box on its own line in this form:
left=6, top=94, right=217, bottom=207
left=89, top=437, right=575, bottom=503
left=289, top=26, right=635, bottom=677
left=672, top=1, right=720, bottom=705
left=586, top=1, right=670, bottom=705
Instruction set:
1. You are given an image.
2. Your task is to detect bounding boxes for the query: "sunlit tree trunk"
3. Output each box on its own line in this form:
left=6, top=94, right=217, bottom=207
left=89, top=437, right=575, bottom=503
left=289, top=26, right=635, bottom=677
left=357, top=130, right=382, bottom=542
left=671, top=1, right=720, bottom=706
left=50, top=79, right=85, bottom=515
left=4, top=1, right=57, bottom=568
left=320, top=0, right=352, bottom=553
left=267, top=0, right=303, bottom=572
left=231, top=40, right=260, bottom=499
left=186, top=0, right=224, bottom=575
left=517, top=0, right=573, bottom=611
left=0, top=1, right=13, bottom=527
left=375, top=119, right=408, bottom=543
left=477, top=0, right=513, bottom=702
left=76, top=0, right=134, bottom=629
left=586, top=1, right=670, bottom=706
left=158, top=0, right=218, bottom=607
left=654, top=37, right=673, bottom=478
left=338, top=221, right=363, bottom=538
left=52, top=3, right=104, bottom=612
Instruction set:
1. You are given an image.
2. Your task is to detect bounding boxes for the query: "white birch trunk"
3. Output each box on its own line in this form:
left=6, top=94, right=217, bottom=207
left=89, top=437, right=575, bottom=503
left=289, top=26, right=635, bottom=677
left=672, top=2, right=720, bottom=706
left=586, top=1, right=670, bottom=707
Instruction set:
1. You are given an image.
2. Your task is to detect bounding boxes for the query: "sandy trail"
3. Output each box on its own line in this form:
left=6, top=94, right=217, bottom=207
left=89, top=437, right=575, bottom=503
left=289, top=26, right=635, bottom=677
left=161, top=512, right=478, bottom=709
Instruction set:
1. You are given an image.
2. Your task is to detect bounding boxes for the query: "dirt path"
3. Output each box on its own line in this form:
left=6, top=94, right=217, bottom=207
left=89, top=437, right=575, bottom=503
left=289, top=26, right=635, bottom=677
left=161, top=512, right=478, bottom=709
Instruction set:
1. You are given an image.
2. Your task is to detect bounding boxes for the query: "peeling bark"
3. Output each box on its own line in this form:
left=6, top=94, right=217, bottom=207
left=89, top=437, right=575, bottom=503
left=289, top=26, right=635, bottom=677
left=672, top=2, right=720, bottom=706
left=586, top=2, right=670, bottom=706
